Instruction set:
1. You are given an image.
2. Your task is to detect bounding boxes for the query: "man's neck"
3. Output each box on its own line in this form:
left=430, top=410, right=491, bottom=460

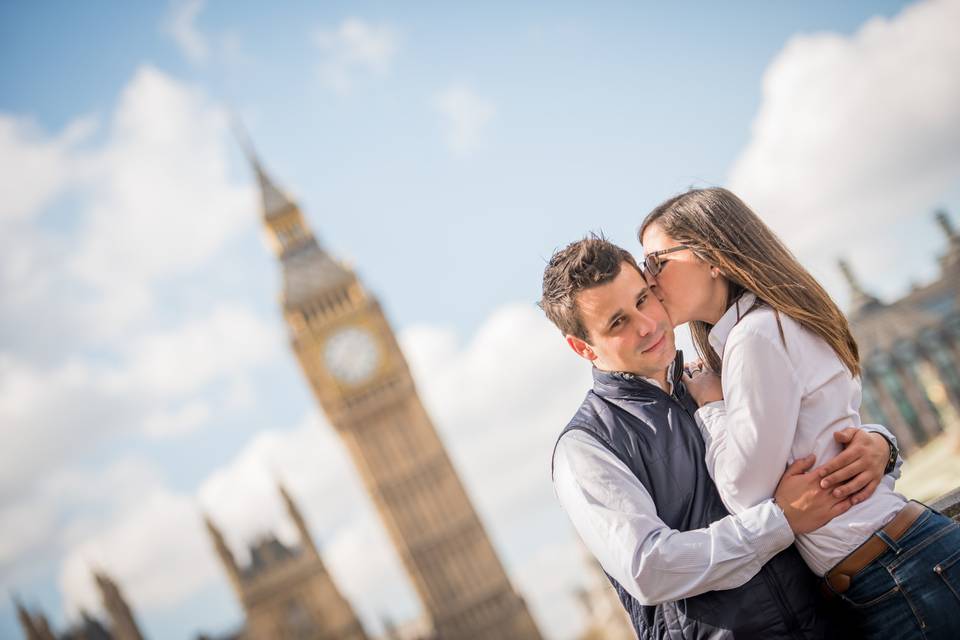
left=596, top=362, right=671, bottom=391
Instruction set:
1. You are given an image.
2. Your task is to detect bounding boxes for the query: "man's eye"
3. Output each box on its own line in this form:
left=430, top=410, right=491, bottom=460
left=611, top=317, right=624, bottom=329
left=637, top=295, right=648, bottom=307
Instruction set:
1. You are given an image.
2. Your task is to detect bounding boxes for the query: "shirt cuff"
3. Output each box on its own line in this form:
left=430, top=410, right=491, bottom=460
left=694, top=401, right=725, bottom=439
left=738, top=498, right=796, bottom=556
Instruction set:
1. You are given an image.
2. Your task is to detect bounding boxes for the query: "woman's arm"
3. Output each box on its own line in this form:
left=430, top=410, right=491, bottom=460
left=694, top=330, right=802, bottom=514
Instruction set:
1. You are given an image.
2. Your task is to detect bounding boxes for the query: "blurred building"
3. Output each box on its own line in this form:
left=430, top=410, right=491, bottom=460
left=15, top=570, right=143, bottom=640
left=204, top=484, right=367, bottom=640
left=573, top=550, right=633, bottom=640
left=844, top=210, right=960, bottom=454
left=242, top=140, right=542, bottom=640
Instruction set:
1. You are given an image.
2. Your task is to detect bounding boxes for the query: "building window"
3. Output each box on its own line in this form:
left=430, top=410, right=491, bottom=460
left=283, top=598, right=316, bottom=639
left=920, top=328, right=960, bottom=408
left=859, top=377, right=889, bottom=426
left=871, top=353, right=927, bottom=445
left=893, top=342, right=942, bottom=426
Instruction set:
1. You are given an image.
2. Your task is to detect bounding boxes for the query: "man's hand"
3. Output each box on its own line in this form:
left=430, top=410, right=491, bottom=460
left=683, top=365, right=723, bottom=407
left=774, top=455, right=853, bottom=535
left=813, top=428, right=890, bottom=505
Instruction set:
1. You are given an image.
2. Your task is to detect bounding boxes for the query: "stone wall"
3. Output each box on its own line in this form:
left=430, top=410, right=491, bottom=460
left=931, top=487, right=960, bottom=520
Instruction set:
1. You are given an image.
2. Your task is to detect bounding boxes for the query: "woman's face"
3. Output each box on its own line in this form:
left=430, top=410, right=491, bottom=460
left=640, top=222, right=725, bottom=326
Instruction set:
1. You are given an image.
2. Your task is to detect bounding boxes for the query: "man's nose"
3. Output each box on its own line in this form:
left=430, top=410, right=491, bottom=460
left=633, top=311, right=657, bottom=335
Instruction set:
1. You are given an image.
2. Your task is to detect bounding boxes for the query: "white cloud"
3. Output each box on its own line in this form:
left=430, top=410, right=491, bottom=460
left=0, top=114, right=94, bottom=222
left=49, top=303, right=594, bottom=636
left=69, top=66, right=252, bottom=292
left=0, top=303, right=279, bottom=501
left=164, top=0, right=209, bottom=64
left=728, top=0, right=960, bottom=302
left=0, top=456, right=164, bottom=591
left=323, top=511, right=420, bottom=630
left=197, top=412, right=362, bottom=554
left=0, top=66, right=255, bottom=356
left=0, top=356, right=143, bottom=502
left=115, top=305, right=280, bottom=398
left=0, top=64, right=275, bottom=494
left=314, top=19, right=399, bottom=93
left=142, top=400, right=212, bottom=438
left=56, top=411, right=417, bottom=628
left=401, top=304, right=591, bottom=521
left=431, top=85, right=496, bottom=156
left=60, top=488, right=216, bottom=615
left=1, top=65, right=292, bottom=632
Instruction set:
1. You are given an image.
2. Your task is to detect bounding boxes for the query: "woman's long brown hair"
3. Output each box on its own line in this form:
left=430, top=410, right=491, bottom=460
left=639, top=188, right=860, bottom=376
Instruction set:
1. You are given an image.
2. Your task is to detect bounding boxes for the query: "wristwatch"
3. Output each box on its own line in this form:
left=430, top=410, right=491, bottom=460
left=880, top=433, right=899, bottom=475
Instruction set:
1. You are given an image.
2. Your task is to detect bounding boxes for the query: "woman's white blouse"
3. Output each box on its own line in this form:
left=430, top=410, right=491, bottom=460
left=695, top=292, right=907, bottom=576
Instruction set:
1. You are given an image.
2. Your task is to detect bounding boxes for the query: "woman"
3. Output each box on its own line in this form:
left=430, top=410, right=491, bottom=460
left=638, top=187, right=960, bottom=639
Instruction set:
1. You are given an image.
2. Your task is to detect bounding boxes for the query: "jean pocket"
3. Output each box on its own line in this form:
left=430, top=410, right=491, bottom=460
left=841, top=584, right=902, bottom=609
left=838, top=564, right=902, bottom=609
left=936, top=546, right=960, bottom=602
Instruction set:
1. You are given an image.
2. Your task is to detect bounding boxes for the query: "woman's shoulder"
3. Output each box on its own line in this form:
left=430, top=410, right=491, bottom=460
left=729, top=301, right=807, bottom=346
left=731, top=301, right=835, bottom=364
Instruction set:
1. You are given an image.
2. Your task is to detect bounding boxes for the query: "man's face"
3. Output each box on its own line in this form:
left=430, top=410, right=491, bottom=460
left=567, top=262, right=677, bottom=378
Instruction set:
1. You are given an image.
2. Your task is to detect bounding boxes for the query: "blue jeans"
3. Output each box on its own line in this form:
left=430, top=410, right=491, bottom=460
left=830, top=505, right=960, bottom=639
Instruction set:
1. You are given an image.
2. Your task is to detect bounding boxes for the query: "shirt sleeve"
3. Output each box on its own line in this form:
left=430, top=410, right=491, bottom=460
left=553, top=429, right=795, bottom=606
left=694, top=330, right=802, bottom=514
left=859, top=422, right=904, bottom=480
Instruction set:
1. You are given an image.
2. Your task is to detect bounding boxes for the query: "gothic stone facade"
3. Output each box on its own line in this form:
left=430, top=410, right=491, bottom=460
left=844, top=210, right=960, bottom=454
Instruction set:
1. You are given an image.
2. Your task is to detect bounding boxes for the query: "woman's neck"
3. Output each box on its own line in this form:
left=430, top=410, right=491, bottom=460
left=701, top=278, right=731, bottom=325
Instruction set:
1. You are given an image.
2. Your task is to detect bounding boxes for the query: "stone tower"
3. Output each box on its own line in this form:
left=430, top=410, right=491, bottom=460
left=14, top=598, right=56, bottom=640
left=244, top=146, right=542, bottom=639
left=93, top=571, right=144, bottom=640
left=205, top=485, right=367, bottom=640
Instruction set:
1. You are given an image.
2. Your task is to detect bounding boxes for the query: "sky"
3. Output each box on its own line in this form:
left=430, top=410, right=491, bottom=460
left=2, top=0, right=959, bottom=638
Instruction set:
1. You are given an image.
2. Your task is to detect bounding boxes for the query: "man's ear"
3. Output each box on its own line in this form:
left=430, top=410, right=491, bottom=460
left=566, top=335, right=597, bottom=362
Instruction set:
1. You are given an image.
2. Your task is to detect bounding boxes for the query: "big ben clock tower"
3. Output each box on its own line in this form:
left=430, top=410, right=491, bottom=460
left=246, top=145, right=542, bottom=640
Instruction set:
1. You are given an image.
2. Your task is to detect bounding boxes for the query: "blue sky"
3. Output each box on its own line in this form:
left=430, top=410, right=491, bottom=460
left=2, top=1, right=959, bottom=639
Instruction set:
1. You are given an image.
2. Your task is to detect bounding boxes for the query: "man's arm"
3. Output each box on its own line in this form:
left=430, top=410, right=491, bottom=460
left=554, top=430, right=830, bottom=606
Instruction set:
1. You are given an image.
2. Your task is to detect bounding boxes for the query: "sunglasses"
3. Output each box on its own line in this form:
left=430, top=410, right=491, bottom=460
left=642, top=245, right=688, bottom=277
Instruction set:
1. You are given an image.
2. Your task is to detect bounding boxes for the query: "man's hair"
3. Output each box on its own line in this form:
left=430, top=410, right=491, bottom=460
left=538, top=234, right=640, bottom=341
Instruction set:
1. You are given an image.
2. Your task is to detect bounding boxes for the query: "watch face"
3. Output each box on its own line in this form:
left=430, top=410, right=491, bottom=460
left=323, top=326, right=380, bottom=384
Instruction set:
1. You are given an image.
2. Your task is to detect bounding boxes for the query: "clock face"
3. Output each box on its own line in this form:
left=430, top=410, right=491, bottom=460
left=322, top=326, right=380, bottom=384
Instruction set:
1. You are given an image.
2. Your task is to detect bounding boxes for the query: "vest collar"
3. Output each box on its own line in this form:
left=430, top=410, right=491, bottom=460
left=592, top=350, right=685, bottom=400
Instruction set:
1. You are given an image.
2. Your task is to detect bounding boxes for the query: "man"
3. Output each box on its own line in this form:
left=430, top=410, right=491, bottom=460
left=540, top=236, right=897, bottom=639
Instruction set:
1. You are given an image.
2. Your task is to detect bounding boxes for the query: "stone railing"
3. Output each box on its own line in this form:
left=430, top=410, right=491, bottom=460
left=931, top=487, right=960, bottom=521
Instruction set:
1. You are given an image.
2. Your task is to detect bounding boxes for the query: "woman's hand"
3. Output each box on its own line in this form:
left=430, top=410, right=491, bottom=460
left=683, top=361, right=723, bottom=406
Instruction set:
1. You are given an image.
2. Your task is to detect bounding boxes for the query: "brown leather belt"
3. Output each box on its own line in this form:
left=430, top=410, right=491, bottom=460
left=823, top=500, right=927, bottom=595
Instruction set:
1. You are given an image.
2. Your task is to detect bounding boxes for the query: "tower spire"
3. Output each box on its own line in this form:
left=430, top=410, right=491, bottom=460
left=232, top=120, right=298, bottom=221
left=232, top=121, right=325, bottom=263
left=204, top=514, right=244, bottom=596
left=92, top=570, right=144, bottom=640
left=278, top=483, right=320, bottom=558
left=838, top=258, right=884, bottom=317
left=936, top=209, right=960, bottom=274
